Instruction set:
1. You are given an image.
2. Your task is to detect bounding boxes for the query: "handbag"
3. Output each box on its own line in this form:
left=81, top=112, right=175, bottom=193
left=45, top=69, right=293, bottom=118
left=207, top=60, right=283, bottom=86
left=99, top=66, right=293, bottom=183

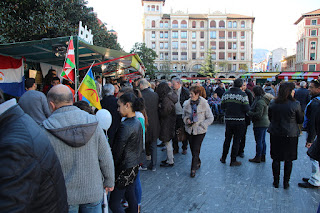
left=115, top=165, right=139, bottom=189
left=176, top=127, right=187, bottom=142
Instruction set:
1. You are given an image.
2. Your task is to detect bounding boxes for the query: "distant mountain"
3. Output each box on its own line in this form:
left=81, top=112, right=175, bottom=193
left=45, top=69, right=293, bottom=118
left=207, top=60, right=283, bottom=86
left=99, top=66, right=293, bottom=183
left=253, top=49, right=269, bottom=63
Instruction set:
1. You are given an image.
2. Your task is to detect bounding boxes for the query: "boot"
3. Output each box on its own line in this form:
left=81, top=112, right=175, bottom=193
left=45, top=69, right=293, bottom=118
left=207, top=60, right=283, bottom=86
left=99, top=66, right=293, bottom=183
left=284, top=161, right=292, bottom=189
left=249, top=156, right=261, bottom=163
left=272, top=160, right=280, bottom=188
left=261, top=155, right=266, bottom=162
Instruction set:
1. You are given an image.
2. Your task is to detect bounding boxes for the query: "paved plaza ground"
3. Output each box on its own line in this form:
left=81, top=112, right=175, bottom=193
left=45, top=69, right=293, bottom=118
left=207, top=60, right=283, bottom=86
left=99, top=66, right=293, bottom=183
left=140, top=123, right=320, bottom=213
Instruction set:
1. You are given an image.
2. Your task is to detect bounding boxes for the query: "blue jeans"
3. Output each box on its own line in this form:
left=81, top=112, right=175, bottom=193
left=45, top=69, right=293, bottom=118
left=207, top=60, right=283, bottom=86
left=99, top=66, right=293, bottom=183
left=109, top=183, right=137, bottom=213
left=253, top=127, right=267, bottom=157
left=211, top=104, right=222, bottom=115
left=69, top=199, right=103, bottom=213
left=134, top=171, right=142, bottom=205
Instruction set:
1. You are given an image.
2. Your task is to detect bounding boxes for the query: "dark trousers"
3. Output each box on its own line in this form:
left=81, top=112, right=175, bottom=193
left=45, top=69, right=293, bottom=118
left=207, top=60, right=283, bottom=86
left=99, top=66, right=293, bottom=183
left=272, top=160, right=293, bottom=183
left=222, top=123, right=246, bottom=162
left=238, top=124, right=248, bottom=155
left=173, top=115, right=188, bottom=152
left=188, top=133, right=206, bottom=170
left=148, top=139, right=157, bottom=169
left=109, top=183, right=137, bottom=213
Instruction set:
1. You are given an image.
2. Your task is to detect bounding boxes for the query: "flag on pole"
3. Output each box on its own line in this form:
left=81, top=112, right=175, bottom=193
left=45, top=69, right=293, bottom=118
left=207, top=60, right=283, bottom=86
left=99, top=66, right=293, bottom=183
left=78, top=64, right=101, bottom=110
left=61, top=36, right=76, bottom=82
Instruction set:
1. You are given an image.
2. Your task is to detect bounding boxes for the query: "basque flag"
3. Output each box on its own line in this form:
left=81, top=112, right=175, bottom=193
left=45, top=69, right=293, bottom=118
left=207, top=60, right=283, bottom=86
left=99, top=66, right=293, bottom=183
left=0, top=55, right=25, bottom=97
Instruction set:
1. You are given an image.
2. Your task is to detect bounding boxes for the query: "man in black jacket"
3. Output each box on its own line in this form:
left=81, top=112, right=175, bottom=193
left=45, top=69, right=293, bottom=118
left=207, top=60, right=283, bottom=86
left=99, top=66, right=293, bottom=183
left=0, top=90, right=68, bottom=212
left=220, top=78, right=250, bottom=166
left=172, top=77, right=190, bottom=154
left=298, top=79, right=320, bottom=188
left=140, top=78, right=160, bottom=171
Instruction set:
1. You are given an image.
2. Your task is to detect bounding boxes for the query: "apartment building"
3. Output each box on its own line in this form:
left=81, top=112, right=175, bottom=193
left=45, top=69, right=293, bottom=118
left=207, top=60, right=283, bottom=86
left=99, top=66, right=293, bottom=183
left=295, top=9, right=320, bottom=71
left=142, top=0, right=255, bottom=79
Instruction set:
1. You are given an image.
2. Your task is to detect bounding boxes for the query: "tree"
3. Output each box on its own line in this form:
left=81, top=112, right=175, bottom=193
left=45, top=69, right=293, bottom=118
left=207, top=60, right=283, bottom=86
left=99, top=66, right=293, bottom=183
left=239, top=64, right=248, bottom=72
left=217, top=62, right=228, bottom=72
left=130, top=42, right=157, bottom=79
left=0, top=0, right=121, bottom=50
left=161, top=60, right=171, bottom=80
left=199, top=49, right=216, bottom=77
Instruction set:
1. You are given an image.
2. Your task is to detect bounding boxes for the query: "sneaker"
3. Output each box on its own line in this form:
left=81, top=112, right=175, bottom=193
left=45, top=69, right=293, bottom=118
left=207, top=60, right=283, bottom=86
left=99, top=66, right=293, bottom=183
left=139, top=166, right=148, bottom=171
left=302, top=177, right=309, bottom=182
left=160, top=162, right=174, bottom=167
left=148, top=166, right=156, bottom=172
left=230, top=161, right=242, bottom=166
left=298, top=182, right=320, bottom=188
left=249, top=156, right=261, bottom=163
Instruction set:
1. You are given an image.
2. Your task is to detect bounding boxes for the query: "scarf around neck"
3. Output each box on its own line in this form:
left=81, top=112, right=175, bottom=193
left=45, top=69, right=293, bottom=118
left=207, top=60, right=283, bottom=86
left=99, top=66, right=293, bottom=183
left=190, top=98, right=200, bottom=123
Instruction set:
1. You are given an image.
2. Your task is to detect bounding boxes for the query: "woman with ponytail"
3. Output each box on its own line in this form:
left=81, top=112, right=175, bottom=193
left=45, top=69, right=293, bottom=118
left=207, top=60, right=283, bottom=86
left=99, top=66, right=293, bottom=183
left=109, top=92, right=143, bottom=213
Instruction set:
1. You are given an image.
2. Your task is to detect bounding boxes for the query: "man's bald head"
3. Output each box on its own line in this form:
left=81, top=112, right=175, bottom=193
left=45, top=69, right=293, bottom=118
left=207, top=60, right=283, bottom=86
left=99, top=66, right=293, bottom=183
left=47, top=84, right=73, bottom=111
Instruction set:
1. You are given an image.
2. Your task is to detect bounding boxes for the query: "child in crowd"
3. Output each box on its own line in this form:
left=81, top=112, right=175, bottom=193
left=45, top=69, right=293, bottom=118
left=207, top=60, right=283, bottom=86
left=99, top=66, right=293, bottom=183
left=207, top=92, right=223, bottom=118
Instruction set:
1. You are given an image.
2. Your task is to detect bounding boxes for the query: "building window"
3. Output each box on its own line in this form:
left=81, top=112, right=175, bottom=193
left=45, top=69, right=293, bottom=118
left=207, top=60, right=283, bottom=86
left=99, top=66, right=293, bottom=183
left=309, top=64, right=316, bottom=71
left=182, top=64, right=186, bottom=70
left=210, top=31, right=216, bottom=39
left=228, top=21, right=232, bottom=28
left=219, top=20, right=225, bottom=28
left=241, top=31, right=245, bottom=39
left=152, top=20, right=155, bottom=28
left=211, top=52, right=216, bottom=60
left=311, top=41, right=316, bottom=49
left=233, top=21, right=237, bottom=28
left=156, top=6, right=159, bottom=11
left=165, top=52, right=169, bottom=60
left=193, top=64, right=202, bottom=70
left=160, top=21, right=163, bottom=28
left=173, top=64, right=177, bottom=70
left=233, top=64, right=236, bottom=70
left=219, top=52, right=225, bottom=60
left=164, top=42, right=168, bottom=49
left=228, top=32, right=232, bottom=39
left=228, top=53, right=232, bottom=60
left=192, top=52, right=197, bottom=59
left=241, top=21, right=245, bottom=28
left=172, top=20, right=178, bottom=28
left=210, top=21, right=216, bottom=28
left=152, top=42, right=155, bottom=49
left=181, top=41, right=187, bottom=49
left=181, top=31, right=187, bottom=39
left=152, top=31, right=155, bottom=38
left=200, top=31, right=204, bottom=39
left=172, top=31, right=178, bottom=38
left=181, top=52, right=187, bottom=60
left=159, top=64, right=163, bottom=70
left=310, top=53, right=315, bottom=60
left=192, top=42, right=196, bottom=49
left=228, top=42, right=232, bottom=50
left=233, top=42, right=237, bottom=49
left=311, top=30, right=317, bottom=36
left=192, top=32, right=196, bottom=39
left=160, top=31, right=163, bottom=38
left=147, top=5, right=150, bottom=11
left=160, top=52, right=164, bottom=60
left=233, top=32, right=237, bottom=39
left=219, top=31, right=225, bottom=39
left=151, top=5, right=155, bottom=11
left=200, top=42, right=204, bottom=49
left=200, top=52, right=205, bottom=59
left=219, top=41, right=225, bottom=50
left=233, top=53, right=237, bottom=60
left=210, top=41, right=216, bottom=49
left=312, top=20, right=317, bottom=25
left=172, top=52, right=178, bottom=60
left=160, top=42, right=164, bottom=49
left=241, top=42, right=245, bottom=49
left=241, top=53, right=245, bottom=60
left=200, top=21, right=205, bottom=28
left=164, top=31, right=168, bottom=38
left=164, top=21, right=169, bottom=28
left=181, top=20, right=187, bottom=28
left=192, top=21, right=196, bottom=28
left=172, top=41, right=178, bottom=49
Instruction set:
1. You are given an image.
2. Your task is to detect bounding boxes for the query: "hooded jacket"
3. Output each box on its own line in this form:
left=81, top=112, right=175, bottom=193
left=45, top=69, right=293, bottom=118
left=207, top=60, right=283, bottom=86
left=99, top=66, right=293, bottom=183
left=43, top=106, right=114, bottom=205
left=248, top=93, right=273, bottom=128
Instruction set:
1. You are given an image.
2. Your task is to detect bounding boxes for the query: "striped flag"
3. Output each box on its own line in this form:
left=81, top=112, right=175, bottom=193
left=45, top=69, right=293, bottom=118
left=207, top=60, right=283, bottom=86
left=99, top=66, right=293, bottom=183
left=0, top=55, right=25, bottom=97
left=78, top=64, right=101, bottom=110
left=61, top=36, right=75, bottom=82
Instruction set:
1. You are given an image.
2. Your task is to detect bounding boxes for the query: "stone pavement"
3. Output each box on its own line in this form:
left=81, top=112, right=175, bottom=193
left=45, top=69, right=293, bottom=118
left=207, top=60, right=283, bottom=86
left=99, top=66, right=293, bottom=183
left=140, top=123, right=320, bottom=213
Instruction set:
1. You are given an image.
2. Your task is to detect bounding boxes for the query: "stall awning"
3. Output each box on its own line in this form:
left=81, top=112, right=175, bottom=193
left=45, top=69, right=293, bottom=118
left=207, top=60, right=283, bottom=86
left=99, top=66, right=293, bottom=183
left=242, top=72, right=280, bottom=79
left=278, top=72, right=304, bottom=79
left=304, top=72, right=320, bottom=79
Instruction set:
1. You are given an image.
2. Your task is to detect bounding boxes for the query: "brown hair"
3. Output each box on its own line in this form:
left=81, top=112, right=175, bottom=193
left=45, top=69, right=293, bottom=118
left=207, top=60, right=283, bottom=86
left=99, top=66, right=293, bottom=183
left=189, top=86, right=201, bottom=95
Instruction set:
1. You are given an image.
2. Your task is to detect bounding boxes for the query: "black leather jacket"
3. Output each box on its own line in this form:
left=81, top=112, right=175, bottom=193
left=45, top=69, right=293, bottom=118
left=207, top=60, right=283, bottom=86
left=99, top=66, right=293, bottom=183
left=268, top=99, right=304, bottom=137
left=0, top=104, right=68, bottom=213
left=112, top=116, right=143, bottom=177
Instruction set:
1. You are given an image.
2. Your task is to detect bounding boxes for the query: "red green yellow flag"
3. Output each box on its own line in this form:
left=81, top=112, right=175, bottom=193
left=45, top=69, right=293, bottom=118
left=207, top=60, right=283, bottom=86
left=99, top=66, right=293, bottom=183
left=61, top=36, right=76, bottom=82
left=78, top=65, right=101, bottom=110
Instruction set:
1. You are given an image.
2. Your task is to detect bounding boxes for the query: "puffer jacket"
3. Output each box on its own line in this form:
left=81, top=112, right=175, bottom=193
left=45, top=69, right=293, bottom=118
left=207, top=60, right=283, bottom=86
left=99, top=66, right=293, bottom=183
left=307, top=107, right=320, bottom=161
left=0, top=103, right=68, bottom=213
left=183, top=96, right=214, bottom=135
left=112, top=116, right=143, bottom=177
left=247, top=93, right=273, bottom=128
left=268, top=99, right=304, bottom=137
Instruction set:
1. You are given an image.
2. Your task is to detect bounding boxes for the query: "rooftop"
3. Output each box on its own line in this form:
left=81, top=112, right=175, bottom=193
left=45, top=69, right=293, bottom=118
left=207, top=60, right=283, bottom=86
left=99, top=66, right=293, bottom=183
left=294, top=8, right=320, bottom=25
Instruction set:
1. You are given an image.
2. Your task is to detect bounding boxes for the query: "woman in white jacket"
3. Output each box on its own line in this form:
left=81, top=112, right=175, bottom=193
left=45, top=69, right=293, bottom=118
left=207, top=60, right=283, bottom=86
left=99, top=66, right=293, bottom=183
left=183, top=86, right=214, bottom=178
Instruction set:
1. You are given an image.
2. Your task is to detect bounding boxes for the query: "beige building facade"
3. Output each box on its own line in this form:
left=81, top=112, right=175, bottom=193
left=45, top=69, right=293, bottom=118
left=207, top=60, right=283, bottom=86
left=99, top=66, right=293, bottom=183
left=142, top=0, right=255, bottom=79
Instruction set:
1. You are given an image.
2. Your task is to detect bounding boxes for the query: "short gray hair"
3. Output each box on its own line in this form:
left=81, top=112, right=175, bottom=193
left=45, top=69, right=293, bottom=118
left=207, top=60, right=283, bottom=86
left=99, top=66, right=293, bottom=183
left=102, top=83, right=115, bottom=96
left=139, top=78, right=149, bottom=88
left=171, top=77, right=181, bottom=84
left=47, top=85, right=73, bottom=105
left=300, top=81, right=307, bottom=87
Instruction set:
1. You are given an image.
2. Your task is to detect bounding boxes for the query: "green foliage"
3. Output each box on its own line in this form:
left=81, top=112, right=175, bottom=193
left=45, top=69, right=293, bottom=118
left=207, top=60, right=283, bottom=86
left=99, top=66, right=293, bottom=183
left=130, top=42, right=158, bottom=79
left=0, top=0, right=121, bottom=50
left=218, top=62, right=228, bottom=72
left=161, top=60, right=171, bottom=80
left=199, top=49, right=216, bottom=77
left=239, top=64, right=248, bottom=72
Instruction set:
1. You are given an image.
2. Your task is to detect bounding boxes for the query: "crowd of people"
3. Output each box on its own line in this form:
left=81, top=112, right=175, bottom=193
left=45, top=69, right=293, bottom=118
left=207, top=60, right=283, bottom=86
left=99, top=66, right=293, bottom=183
left=1, top=71, right=320, bottom=212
